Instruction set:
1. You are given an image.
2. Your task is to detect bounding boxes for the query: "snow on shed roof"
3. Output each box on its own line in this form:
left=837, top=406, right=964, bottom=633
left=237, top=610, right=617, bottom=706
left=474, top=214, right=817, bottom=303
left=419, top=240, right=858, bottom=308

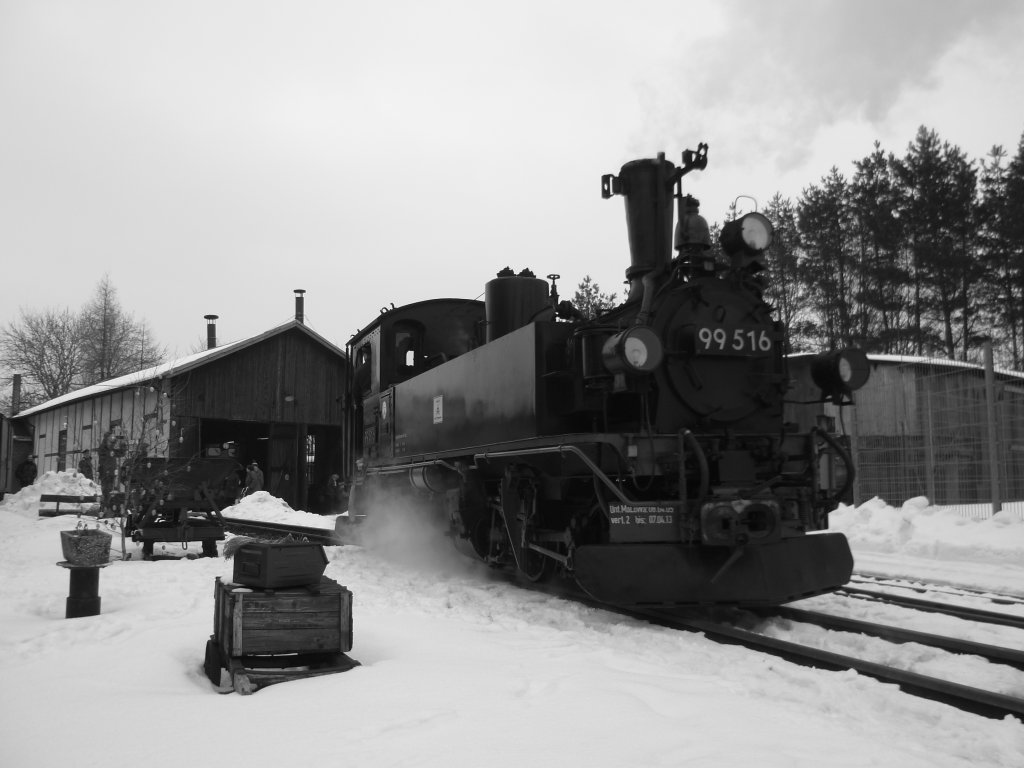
left=788, top=351, right=1024, bottom=381
left=14, top=320, right=346, bottom=419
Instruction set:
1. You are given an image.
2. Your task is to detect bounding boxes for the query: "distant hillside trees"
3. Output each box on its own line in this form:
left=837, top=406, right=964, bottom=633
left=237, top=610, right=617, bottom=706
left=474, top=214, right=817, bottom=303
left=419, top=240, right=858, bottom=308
left=0, top=276, right=165, bottom=410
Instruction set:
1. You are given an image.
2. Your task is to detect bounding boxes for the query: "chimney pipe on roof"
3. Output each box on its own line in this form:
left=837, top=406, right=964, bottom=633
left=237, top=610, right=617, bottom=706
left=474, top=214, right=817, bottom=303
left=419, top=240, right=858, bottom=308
left=204, top=315, right=218, bottom=349
left=11, top=373, right=22, bottom=416
left=294, top=289, right=305, bottom=324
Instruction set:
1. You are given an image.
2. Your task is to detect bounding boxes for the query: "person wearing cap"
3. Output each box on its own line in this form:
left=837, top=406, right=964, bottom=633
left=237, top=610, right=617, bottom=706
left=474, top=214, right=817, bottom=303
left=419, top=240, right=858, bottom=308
left=243, top=461, right=264, bottom=496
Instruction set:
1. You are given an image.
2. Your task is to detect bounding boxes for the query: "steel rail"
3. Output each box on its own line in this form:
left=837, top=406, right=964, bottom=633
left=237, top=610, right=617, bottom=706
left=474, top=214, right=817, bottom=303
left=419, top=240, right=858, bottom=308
left=221, top=516, right=338, bottom=546
left=762, top=606, right=1024, bottom=671
left=669, top=614, right=1024, bottom=721
left=837, top=586, right=1024, bottom=630
left=851, top=574, right=1024, bottom=607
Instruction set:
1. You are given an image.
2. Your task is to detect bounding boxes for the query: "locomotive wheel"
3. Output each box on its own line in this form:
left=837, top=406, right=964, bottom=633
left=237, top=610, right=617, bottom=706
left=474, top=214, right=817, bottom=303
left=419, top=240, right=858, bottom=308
left=470, top=516, right=495, bottom=561
left=518, top=545, right=551, bottom=583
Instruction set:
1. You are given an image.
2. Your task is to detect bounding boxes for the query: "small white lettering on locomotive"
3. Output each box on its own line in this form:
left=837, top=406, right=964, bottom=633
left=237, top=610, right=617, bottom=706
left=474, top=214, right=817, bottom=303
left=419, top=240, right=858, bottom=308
left=608, top=504, right=676, bottom=525
left=433, top=395, right=443, bottom=424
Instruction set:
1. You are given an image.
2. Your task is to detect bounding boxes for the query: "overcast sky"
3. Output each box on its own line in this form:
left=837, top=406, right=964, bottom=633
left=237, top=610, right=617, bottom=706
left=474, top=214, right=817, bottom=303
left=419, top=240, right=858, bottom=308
left=2, top=0, right=1023, bottom=361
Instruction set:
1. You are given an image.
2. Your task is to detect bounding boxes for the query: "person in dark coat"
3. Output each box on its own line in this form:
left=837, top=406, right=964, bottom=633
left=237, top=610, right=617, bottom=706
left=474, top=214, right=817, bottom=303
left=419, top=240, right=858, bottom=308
left=243, top=461, right=264, bottom=496
left=97, top=429, right=126, bottom=509
left=78, top=453, right=94, bottom=480
left=15, top=456, right=37, bottom=488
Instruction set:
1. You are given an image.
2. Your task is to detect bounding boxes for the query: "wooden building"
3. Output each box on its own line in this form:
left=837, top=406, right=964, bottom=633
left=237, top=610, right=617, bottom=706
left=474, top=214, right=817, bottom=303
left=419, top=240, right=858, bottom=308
left=786, top=353, right=1024, bottom=509
left=12, top=314, right=348, bottom=513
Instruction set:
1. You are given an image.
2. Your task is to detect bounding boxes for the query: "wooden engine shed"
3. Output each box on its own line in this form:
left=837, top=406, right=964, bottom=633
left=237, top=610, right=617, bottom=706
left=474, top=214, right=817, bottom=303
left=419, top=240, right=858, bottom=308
left=13, top=315, right=349, bottom=514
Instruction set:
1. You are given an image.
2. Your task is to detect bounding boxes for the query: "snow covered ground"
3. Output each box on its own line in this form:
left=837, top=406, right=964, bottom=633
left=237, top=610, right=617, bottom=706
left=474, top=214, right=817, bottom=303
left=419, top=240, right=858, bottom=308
left=1, top=472, right=1022, bottom=768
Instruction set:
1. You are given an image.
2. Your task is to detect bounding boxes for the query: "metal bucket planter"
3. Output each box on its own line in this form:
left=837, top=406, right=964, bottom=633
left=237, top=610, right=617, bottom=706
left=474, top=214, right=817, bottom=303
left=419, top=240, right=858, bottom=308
left=60, top=529, right=112, bottom=566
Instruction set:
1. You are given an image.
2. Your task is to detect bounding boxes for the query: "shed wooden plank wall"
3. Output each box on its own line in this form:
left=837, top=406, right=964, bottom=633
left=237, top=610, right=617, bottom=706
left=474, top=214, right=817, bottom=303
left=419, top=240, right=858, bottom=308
left=175, top=329, right=345, bottom=426
left=28, top=385, right=169, bottom=475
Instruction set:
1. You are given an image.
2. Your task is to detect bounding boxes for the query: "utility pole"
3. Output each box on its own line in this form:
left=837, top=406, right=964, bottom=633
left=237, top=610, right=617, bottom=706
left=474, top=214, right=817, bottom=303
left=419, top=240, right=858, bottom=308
left=983, top=340, right=1002, bottom=515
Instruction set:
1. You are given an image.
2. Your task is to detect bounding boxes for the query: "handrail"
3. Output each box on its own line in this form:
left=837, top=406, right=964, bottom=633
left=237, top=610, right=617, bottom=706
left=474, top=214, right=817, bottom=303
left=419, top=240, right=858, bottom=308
left=474, top=444, right=646, bottom=506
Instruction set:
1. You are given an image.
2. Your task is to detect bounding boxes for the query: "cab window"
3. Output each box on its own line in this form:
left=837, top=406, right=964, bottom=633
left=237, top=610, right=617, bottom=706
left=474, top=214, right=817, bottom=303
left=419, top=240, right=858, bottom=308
left=393, top=321, right=424, bottom=381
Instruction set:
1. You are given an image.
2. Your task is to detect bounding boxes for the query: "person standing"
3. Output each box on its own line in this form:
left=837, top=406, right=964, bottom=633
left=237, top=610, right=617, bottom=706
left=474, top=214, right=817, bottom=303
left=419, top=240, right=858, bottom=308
left=327, top=472, right=340, bottom=505
left=97, top=429, right=125, bottom=510
left=15, top=456, right=37, bottom=488
left=243, top=461, right=264, bottom=496
left=78, top=453, right=94, bottom=480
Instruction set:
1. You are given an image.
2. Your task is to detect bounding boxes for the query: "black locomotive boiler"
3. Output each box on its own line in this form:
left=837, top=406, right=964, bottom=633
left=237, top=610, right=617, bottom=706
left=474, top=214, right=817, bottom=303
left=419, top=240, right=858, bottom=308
left=340, top=146, right=869, bottom=606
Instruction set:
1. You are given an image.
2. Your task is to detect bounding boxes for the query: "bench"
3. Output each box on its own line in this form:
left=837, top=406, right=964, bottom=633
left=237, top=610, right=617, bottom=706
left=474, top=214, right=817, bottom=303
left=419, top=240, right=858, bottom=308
left=39, top=494, right=101, bottom=518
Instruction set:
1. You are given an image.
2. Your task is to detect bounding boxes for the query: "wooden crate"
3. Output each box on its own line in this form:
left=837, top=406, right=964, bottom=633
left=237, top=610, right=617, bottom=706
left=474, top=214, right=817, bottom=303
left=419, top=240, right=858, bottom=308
left=214, top=576, right=353, bottom=657
left=232, top=542, right=328, bottom=589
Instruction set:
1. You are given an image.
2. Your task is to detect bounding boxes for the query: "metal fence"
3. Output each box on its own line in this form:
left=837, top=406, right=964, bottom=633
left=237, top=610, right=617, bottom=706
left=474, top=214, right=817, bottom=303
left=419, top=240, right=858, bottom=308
left=847, top=348, right=1024, bottom=519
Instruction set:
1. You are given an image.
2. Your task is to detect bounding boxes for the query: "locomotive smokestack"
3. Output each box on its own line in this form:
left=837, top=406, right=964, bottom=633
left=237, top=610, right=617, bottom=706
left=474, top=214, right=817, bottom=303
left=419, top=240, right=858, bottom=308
left=601, top=153, right=678, bottom=303
left=204, top=315, right=218, bottom=350
left=294, top=289, right=305, bottom=324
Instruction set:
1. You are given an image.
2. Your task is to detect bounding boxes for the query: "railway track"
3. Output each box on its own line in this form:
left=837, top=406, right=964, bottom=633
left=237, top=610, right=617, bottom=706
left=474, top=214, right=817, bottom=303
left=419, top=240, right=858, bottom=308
left=630, top=605, right=1024, bottom=721
left=220, top=517, right=1024, bottom=720
left=835, top=585, right=1024, bottom=630
left=853, top=573, right=1024, bottom=607
left=221, top=516, right=338, bottom=546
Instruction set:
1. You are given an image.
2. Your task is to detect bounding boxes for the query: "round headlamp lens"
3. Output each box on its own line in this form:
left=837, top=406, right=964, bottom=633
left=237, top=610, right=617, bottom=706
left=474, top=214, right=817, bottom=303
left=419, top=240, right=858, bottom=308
left=602, top=326, right=664, bottom=374
left=741, top=213, right=773, bottom=251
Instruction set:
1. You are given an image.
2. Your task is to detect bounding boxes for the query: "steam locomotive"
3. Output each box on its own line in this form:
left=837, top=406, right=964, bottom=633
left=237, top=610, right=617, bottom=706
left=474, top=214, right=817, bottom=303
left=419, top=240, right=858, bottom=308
left=339, top=146, right=869, bottom=606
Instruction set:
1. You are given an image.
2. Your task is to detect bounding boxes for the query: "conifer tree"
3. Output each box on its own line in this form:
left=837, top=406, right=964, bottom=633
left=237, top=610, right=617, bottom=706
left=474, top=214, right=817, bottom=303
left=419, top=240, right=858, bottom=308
left=572, top=276, right=618, bottom=320
left=79, top=275, right=165, bottom=384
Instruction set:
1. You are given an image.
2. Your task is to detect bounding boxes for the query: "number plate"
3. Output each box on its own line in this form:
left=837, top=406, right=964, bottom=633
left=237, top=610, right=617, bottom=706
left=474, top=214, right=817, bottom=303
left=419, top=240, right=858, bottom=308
left=689, top=325, right=773, bottom=356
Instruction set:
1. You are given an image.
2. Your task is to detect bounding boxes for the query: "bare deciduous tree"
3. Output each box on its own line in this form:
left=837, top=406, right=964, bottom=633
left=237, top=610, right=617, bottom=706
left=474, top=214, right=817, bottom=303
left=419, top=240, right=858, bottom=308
left=0, top=307, right=84, bottom=404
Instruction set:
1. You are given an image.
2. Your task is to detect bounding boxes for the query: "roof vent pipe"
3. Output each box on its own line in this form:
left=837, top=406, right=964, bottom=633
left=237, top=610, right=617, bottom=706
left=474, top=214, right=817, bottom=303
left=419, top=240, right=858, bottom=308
left=204, top=315, right=218, bottom=349
left=11, top=373, right=22, bottom=415
left=294, top=289, right=305, bottom=324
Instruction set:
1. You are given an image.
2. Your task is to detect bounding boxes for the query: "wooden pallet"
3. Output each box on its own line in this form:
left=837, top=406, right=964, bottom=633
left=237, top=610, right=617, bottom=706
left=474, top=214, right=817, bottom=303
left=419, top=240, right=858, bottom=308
left=203, top=637, right=360, bottom=694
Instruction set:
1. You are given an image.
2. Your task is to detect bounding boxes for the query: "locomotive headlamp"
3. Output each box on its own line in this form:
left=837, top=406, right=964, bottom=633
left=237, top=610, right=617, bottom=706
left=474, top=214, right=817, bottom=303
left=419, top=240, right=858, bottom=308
left=720, top=212, right=774, bottom=257
left=602, top=326, right=664, bottom=374
left=811, top=348, right=870, bottom=403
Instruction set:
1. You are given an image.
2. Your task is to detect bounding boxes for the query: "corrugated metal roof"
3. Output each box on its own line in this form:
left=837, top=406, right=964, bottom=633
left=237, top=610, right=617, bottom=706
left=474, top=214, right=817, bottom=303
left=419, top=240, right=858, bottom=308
left=788, top=352, right=1024, bottom=381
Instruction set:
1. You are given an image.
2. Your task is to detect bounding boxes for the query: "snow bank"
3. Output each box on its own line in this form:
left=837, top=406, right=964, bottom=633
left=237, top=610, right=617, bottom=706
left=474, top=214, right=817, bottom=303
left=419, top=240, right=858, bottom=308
left=222, top=490, right=335, bottom=529
left=832, top=496, right=1024, bottom=564
left=0, top=471, right=101, bottom=519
